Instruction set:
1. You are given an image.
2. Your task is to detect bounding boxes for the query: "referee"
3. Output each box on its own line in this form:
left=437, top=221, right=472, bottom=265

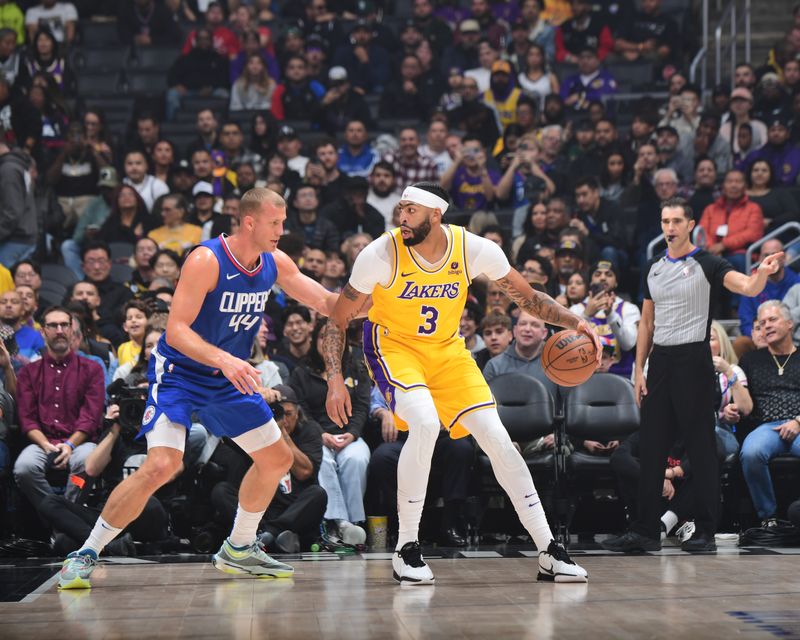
left=603, top=198, right=781, bottom=553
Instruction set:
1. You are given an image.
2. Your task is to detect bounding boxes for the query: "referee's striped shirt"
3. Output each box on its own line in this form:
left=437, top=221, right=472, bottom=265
left=642, top=248, right=734, bottom=346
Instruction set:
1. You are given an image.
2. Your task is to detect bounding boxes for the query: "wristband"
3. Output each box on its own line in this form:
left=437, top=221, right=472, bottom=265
left=65, top=440, right=75, bottom=451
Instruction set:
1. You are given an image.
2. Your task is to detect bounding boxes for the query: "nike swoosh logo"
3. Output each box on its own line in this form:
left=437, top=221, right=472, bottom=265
left=539, top=559, right=553, bottom=572
left=401, top=271, right=416, bottom=277
left=226, top=273, right=240, bottom=280
left=409, top=499, right=424, bottom=503
left=100, top=523, right=114, bottom=531
left=524, top=493, right=535, bottom=498
left=528, top=502, right=540, bottom=508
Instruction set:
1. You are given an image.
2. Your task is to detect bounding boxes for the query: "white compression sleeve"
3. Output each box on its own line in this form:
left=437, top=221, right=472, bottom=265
left=460, top=409, right=554, bottom=551
left=393, top=387, right=441, bottom=550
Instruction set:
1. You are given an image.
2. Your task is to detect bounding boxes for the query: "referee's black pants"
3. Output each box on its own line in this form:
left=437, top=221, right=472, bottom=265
left=632, top=342, right=719, bottom=539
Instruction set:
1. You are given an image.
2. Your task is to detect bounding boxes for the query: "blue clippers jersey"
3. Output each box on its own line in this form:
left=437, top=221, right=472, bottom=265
left=156, top=235, right=277, bottom=376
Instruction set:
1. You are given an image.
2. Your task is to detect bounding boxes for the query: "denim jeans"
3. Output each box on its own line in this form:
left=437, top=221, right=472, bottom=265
left=13, top=442, right=97, bottom=508
left=715, top=423, right=740, bottom=458
left=60, top=239, right=85, bottom=279
left=0, top=241, right=35, bottom=268
left=317, top=437, right=370, bottom=523
left=740, top=420, right=800, bottom=519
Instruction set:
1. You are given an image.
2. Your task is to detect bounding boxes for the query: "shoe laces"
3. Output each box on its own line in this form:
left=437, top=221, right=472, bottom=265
left=546, top=541, right=575, bottom=565
left=398, top=541, right=426, bottom=568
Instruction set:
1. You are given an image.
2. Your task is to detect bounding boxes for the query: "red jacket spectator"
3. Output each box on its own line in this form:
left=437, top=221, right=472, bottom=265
left=699, top=195, right=765, bottom=254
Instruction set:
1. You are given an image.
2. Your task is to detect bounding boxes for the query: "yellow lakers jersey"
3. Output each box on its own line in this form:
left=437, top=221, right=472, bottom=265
left=369, top=225, right=471, bottom=342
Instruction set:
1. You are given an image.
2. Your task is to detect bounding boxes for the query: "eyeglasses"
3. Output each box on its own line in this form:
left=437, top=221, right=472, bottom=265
left=44, top=322, right=71, bottom=331
left=84, top=258, right=109, bottom=266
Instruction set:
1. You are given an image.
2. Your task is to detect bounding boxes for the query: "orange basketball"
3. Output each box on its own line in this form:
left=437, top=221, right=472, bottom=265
left=541, top=330, right=598, bottom=387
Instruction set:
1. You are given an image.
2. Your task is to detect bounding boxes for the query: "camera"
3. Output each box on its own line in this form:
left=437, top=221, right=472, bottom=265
left=108, top=381, right=148, bottom=439
left=269, top=402, right=285, bottom=422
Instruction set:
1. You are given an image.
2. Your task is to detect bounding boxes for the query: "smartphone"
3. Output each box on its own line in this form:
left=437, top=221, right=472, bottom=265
left=590, top=282, right=606, bottom=297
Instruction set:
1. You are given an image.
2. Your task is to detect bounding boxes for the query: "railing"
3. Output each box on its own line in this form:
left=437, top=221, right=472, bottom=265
left=745, top=222, right=800, bottom=272
left=646, top=226, right=707, bottom=261
left=690, top=0, right=751, bottom=92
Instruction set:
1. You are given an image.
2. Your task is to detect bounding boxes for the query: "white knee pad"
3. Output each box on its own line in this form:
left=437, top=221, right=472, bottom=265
left=395, top=388, right=440, bottom=465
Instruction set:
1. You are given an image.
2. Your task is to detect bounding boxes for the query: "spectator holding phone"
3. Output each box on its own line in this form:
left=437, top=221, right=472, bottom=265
left=569, top=260, right=641, bottom=377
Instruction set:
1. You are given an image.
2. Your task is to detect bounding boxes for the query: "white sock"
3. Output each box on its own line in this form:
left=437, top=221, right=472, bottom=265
left=661, top=510, right=679, bottom=536
left=229, top=504, right=265, bottom=547
left=393, top=389, right=440, bottom=551
left=461, top=410, right=554, bottom=551
left=80, top=516, right=122, bottom=557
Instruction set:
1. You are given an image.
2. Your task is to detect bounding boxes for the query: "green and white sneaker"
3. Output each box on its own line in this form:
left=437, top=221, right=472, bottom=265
left=58, top=551, right=97, bottom=590
left=212, top=539, right=295, bottom=578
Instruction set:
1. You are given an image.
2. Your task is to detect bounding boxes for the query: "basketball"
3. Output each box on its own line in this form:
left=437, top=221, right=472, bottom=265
left=541, top=330, right=598, bottom=387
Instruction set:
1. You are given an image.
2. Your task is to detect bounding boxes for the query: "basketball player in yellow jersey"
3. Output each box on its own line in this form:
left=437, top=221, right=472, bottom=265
left=323, top=182, right=601, bottom=585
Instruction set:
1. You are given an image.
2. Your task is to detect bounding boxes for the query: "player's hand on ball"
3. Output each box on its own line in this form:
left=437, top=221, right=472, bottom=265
left=576, top=320, right=602, bottom=367
left=325, top=374, right=352, bottom=427
left=220, top=355, right=262, bottom=395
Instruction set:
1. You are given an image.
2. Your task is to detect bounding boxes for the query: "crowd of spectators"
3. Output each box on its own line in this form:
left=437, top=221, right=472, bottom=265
left=0, top=0, right=799, bottom=554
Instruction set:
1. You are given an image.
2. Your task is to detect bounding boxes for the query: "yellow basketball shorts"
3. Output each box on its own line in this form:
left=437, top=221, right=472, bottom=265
left=362, top=320, right=495, bottom=439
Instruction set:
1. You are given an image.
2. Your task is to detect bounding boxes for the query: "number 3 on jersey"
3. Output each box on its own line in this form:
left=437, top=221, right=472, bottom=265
left=417, top=305, right=439, bottom=335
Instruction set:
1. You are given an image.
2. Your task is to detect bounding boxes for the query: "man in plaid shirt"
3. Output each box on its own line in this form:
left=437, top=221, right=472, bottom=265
left=383, top=128, right=440, bottom=193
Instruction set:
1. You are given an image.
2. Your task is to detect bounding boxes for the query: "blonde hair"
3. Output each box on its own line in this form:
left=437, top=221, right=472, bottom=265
left=240, top=187, right=285, bottom=218
left=711, top=320, right=738, bottom=364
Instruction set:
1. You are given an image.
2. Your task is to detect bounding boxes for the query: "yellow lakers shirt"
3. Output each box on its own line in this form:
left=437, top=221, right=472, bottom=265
left=353, top=224, right=509, bottom=438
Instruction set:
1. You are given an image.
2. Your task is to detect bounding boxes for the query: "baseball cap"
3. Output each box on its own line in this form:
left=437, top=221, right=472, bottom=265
left=768, top=114, right=791, bottom=129
left=350, top=18, right=371, bottom=33
left=555, top=239, right=582, bottom=255
left=730, top=87, right=753, bottom=102
left=655, top=124, right=679, bottom=137
left=306, top=33, right=325, bottom=51
left=272, top=384, right=299, bottom=404
left=192, top=181, right=214, bottom=197
left=328, top=65, right=348, bottom=82
left=491, top=60, right=512, bottom=75
left=97, top=166, right=119, bottom=188
left=590, top=260, right=620, bottom=282
left=459, top=19, right=480, bottom=33
left=277, top=124, right=298, bottom=140
left=172, top=159, right=192, bottom=174
left=760, top=72, right=780, bottom=86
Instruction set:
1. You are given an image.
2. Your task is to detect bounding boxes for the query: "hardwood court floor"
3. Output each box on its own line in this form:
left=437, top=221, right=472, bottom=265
left=2, top=547, right=800, bottom=639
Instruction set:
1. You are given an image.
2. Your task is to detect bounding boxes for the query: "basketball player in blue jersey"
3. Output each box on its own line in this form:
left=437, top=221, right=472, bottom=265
left=323, top=182, right=601, bottom=586
left=59, top=188, right=338, bottom=589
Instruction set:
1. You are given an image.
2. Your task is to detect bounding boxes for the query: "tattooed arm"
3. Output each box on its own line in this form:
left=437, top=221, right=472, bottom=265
left=323, top=283, right=371, bottom=427
left=494, top=267, right=603, bottom=363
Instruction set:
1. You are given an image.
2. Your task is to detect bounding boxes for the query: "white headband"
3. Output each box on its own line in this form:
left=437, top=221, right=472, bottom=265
left=400, top=186, right=449, bottom=214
